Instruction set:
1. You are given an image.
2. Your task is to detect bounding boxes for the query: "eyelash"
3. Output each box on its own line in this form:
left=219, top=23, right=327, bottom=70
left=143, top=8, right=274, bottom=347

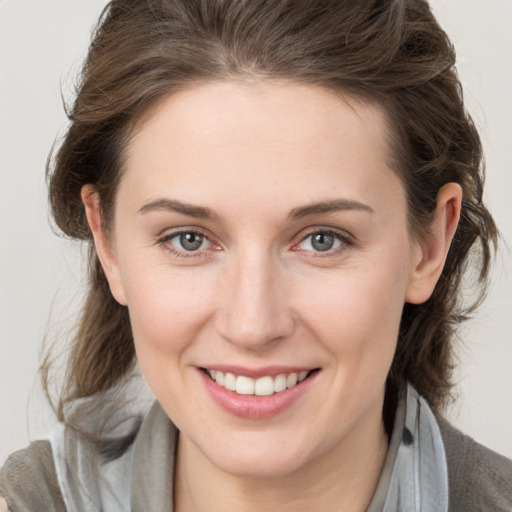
left=157, top=228, right=354, bottom=258
left=157, top=229, right=215, bottom=258
left=293, top=229, right=354, bottom=257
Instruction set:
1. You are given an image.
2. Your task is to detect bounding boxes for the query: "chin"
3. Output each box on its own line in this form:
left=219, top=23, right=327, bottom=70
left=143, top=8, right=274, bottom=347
left=213, top=451, right=308, bottom=479
left=200, top=430, right=315, bottom=479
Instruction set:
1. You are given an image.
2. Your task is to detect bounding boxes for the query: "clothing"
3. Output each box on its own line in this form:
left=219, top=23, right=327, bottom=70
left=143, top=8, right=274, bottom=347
left=1, top=385, right=511, bottom=511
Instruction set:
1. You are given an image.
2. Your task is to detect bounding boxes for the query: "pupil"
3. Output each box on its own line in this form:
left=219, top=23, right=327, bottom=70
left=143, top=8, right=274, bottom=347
left=312, top=233, right=334, bottom=252
left=180, top=232, right=203, bottom=251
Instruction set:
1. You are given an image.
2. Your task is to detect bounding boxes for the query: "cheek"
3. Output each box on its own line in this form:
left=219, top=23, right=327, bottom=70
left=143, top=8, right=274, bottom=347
left=295, top=257, right=409, bottom=369
left=120, top=261, right=218, bottom=359
left=121, top=264, right=220, bottom=407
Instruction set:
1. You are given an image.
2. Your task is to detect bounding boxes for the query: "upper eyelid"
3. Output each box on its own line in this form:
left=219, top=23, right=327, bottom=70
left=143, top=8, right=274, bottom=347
left=164, top=228, right=207, bottom=237
left=296, top=226, right=354, bottom=243
left=158, top=224, right=210, bottom=236
left=158, top=227, right=215, bottom=244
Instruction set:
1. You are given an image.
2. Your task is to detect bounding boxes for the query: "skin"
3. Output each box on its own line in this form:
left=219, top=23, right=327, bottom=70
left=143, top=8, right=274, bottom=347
left=83, top=81, right=461, bottom=511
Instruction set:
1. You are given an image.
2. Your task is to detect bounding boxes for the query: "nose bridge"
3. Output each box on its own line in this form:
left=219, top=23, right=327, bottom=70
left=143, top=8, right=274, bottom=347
left=218, top=247, right=294, bottom=349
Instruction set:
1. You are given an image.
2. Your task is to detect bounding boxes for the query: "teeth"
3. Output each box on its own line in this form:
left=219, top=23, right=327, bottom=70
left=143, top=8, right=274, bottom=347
left=274, top=374, right=287, bottom=393
left=236, top=375, right=254, bottom=395
left=286, top=373, right=298, bottom=388
left=215, top=371, right=225, bottom=387
left=206, top=369, right=312, bottom=396
left=225, top=372, right=236, bottom=391
left=254, top=376, right=274, bottom=396
left=298, top=371, right=308, bottom=382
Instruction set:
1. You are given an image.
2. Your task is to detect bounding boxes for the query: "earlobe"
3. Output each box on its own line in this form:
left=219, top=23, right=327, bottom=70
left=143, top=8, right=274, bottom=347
left=405, top=183, right=462, bottom=304
left=81, top=185, right=127, bottom=306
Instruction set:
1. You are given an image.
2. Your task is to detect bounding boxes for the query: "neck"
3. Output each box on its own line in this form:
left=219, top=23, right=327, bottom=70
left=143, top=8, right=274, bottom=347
left=174, top=399, right=389, bottom=512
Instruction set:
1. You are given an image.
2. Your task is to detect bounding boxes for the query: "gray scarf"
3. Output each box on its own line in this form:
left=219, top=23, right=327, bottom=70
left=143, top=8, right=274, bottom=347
left=50, top=383, right=448, bottom=511
left=366, top=384, right=449, bottom=511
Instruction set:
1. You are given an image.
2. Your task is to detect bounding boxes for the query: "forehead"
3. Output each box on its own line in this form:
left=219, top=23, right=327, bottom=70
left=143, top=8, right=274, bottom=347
left=121, top=81, right=404, bottom=219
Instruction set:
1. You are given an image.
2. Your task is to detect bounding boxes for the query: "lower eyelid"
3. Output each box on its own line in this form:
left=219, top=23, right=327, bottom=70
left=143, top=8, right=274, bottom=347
left=160, top=240, right=211, bottom=258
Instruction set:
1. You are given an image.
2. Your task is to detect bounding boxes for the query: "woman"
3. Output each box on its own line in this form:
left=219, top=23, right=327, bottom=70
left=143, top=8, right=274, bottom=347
left=1, top=0, right=511, bottom=510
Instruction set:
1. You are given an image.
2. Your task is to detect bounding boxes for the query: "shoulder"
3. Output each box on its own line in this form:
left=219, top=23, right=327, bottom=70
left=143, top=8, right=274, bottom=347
left=436, top=416, right=512, bottom=512
left=0, top=439, right=65, bottom=512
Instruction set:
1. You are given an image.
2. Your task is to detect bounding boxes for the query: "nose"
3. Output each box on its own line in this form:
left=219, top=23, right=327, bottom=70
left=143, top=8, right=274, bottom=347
left=215, top=253, right=296, bottom=351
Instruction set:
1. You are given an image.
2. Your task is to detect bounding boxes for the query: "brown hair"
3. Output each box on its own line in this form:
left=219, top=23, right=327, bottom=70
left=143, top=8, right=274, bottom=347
left=44, top=0, right=497, bottom=422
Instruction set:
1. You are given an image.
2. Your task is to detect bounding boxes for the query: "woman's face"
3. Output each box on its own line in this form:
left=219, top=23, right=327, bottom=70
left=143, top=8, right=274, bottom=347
left=101, top=82, right=426, bottom=477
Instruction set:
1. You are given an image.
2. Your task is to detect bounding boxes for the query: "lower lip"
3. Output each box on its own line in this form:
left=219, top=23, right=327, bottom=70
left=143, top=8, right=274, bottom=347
left=199, top=369, right=318, bottom=420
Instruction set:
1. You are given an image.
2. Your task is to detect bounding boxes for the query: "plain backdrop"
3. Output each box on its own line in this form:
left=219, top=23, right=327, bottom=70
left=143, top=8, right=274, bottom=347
left=1, top=0, right=511, bottom=465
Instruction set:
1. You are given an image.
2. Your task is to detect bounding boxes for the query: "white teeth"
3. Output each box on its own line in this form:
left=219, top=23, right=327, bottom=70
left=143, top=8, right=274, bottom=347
left=254, top=376, right=274, bottom=396
left=225, top=372, right=236, bottom=391
left=215, top=371, right=225, bottom=387
left=286, top=373, right=298, bottom=388
left=236, top=375, right=255, bottom=395
left=206, top=369, right=312, bottom=396
left=274, top=374, right=287, bottom=393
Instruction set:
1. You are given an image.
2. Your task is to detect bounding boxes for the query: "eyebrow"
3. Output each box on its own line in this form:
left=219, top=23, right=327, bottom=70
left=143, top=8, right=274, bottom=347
left=138, top=197, right=374, bottom=221
left=288, top=199, right=374, bottom=219
left=138, top=199, right=220, bottom=221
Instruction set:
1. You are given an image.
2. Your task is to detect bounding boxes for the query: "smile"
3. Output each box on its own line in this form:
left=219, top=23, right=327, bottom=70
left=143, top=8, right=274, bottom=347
left=199, top=366, right=319, bottom=419
left=205, top=369, right=311, bottom=396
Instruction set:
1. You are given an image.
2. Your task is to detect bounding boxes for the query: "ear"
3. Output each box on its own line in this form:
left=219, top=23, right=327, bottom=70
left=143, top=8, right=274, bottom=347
left=405, top=182, right=462, bottom=304
left=81, top=185, right=127, bottom=306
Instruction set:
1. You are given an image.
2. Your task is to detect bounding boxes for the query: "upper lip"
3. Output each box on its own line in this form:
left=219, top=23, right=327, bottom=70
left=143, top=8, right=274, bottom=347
left=199, top=365, right=318, bottom=379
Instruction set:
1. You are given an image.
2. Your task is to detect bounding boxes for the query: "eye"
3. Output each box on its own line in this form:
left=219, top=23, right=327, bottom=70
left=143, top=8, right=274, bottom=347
left=296, top=230, right=350, bottom=254
left=174, top=232, right=208, bottom=251
left=159, top=230, right=216, bottom=256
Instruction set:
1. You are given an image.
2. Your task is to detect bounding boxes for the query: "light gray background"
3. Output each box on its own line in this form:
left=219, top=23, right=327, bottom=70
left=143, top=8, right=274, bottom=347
left=1, top=0, right=511, bottom=465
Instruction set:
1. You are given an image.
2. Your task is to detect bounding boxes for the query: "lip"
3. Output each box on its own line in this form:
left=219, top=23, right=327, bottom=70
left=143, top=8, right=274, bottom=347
left=198, top=366, right=319, bottom=420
